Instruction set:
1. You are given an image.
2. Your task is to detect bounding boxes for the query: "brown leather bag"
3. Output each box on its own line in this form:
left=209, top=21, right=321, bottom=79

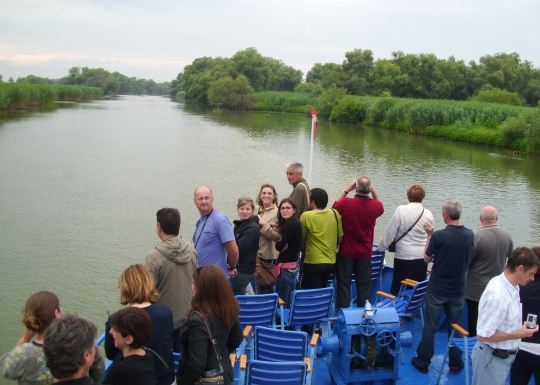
left=254, top=258, right=277, bottom=286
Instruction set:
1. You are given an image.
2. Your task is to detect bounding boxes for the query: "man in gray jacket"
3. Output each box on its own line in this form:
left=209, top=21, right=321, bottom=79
left=145, top=207, right=198, bottom=351
left=287, top=162, right=310, bottom=217
left=465, top=205, right=513, bottom=336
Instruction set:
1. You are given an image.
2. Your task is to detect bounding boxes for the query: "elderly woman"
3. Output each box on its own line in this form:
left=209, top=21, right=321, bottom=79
left=105, top=264, right=174, bottom=385
left=378, top=184, right=434, bottom=295
left=255, top=184, right=280, bottom=294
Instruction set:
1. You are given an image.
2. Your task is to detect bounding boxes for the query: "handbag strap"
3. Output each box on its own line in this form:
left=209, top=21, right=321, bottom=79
left=193, top=311, right=222, bottom=362
left=394, top=208, right=424, bottom=245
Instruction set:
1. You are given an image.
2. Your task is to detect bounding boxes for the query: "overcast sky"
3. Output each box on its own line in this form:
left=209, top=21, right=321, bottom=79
left=1, top=0, right=539, bottom=83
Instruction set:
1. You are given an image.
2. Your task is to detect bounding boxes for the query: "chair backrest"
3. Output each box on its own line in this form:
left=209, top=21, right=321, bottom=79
left=246, top=360, right=307, bottom=385
left=236, top=293, right=279, bottom=329
left=404, top=279, right=428, bottom=312
left=253, top=326, right=309, bottom=362
left=371, top=251, right=384, bottom=282
left=287, top=287, right=333, bottom=326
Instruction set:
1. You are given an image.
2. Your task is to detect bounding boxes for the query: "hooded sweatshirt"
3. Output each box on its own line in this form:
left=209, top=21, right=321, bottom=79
left=145, top=236, right=198, bottom=328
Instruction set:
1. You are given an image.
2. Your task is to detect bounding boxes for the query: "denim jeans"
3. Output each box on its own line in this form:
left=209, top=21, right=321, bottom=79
left=229, top=271, right=254, bottom=296
left=416, top=292, right=464, bottom=369
left=277, top=266, right=298, bottom=308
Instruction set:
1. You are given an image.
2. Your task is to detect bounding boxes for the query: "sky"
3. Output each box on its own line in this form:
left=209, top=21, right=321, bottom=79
left=1, top=0, right=539, bottom=83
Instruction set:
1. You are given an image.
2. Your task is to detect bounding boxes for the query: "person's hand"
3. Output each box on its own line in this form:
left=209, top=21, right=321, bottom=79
left=280, top=243, right=289, bottom=253
left=258, top=218, right=267, bottom=227
left=519, top=321, right=539, bottom=339
left=22, top=327, right=35, bottom=343
left=228, top=268, right=237, bottom=278
left=346, top=179, right=356, bottom=192
left=424, top=221, right=434, bottom=236
left=370, top=186, right=377, bottom=194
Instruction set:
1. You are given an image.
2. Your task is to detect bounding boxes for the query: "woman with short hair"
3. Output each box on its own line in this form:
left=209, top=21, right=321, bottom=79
left=229, top=196, right=260, bottom=296
left=177, top=264, right=243, bottom=385
left=378, top=184, right=434, bottom=295
left=105, top=264, right=174, bottom=385
left=0, top=291, right=61, bottom=385
left=103, top=307, right=157, bottom=385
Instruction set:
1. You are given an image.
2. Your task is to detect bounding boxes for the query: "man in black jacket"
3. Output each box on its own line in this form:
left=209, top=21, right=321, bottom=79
left=510, top=246, right=540, bottom=385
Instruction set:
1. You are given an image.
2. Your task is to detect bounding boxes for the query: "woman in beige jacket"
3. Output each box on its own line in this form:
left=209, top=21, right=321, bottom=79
left=255, top=183, right=280, bottom=294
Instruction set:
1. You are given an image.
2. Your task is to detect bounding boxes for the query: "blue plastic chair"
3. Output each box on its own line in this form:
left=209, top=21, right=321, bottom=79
left=277, top=287, right=333, bottom=332
left=243, top=360, right=307, bottom=385
left=238, top=326, right=315, bottom=385
left=236, top=293, right=279, bottom=329
left=436, top=324, right=476, bottom=385
left=377, top=279, right=428, bottom=326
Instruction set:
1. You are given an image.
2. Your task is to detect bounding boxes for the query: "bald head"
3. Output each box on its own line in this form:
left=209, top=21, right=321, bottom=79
left=194, top=186, right=214, bottom=216
left=480, top=205, right=498, bottom=225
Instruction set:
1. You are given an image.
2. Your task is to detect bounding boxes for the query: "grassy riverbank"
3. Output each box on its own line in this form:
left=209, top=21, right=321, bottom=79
left=252, top=91, right=540, bottom=153
left=0, top=83, right=103, bottom=109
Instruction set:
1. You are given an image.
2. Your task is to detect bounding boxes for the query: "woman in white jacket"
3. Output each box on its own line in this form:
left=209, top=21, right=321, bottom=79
left=378, top=185, right=434, bottom=295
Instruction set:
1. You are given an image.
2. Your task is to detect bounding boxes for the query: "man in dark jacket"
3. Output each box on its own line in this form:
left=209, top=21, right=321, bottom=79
left=510, top=246, right=540, bottom=385
left=286, top=162, right=310, bottom=217
left=145, top=207, right=198, bottom=351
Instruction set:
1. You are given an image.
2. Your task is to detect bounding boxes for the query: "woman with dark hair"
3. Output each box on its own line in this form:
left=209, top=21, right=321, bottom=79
left=377, top=184, right=434, bottom=295
left=255, top=184, right=280, bottom=294
left=105, top=264, right=174, bottom=385
left=1, top=291, right=61, bottom=385
left=177, top=264, right=243, bottom=385
left=274, top=198, right=302, bottom=308
left=103, top=307, right=157, bottom=385
left=229, top=195, right=260, bottom=296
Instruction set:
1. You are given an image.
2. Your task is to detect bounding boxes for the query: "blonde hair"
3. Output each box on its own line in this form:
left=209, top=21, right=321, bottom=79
left=119, top=264, right=160, bottom=305
left=237, top=195, right=255, bottom=211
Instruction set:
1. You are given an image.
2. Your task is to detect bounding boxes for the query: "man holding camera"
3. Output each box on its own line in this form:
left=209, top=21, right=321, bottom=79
left=472, top=247, right=540, bottom=385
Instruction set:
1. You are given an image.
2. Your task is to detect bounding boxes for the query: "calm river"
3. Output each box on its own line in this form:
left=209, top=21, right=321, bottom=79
left=1, top=95, right=539, bottom=373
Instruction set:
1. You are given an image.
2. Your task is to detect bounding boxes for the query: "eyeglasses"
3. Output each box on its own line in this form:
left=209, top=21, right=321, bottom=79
left=280, top=206, right=294, bottom=211
left=238, top=197, right=253, bottom=203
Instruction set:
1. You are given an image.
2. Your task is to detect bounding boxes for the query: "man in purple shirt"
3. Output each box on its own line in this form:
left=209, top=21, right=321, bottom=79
left=193, top=186, right=239, bottom=278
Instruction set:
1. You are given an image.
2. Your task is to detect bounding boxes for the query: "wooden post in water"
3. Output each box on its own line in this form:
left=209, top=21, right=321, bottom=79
left=308, top=110, right=318, bottom=185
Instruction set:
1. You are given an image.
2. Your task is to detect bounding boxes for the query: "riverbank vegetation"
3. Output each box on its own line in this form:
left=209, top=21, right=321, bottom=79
left=0, top=83, right=103, bottom=109
left=170, top=47, right=540, bottom=152
left=1, top=67, right=170, bottom=96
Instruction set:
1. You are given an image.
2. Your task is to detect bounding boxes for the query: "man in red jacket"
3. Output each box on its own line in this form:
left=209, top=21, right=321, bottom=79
left=333, top=177, right=384, bottom=308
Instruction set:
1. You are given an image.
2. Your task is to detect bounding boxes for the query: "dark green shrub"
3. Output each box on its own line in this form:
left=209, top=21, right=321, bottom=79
left=366, top=97, right=397, bottom=124
left=499, top=117, right=526, bottom=142
left=329, top=96, right=366, bottom=123
left=317, top=85, right=347, bottom=117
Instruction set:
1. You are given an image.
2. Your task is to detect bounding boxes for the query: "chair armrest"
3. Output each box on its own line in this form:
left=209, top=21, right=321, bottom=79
left=451, top=324, right=469, bottom=337
left=230, top=353, right=236, bottom=364
left=401, top=279, right=418, bottom=286
left=376, top=291, right=396, bottom=300
left=278, top=298, right=285, bottom=306
left=303, top=357, right=311, bottom=373
left=310, top=333, right=319, bottom=347
left=240, top=354, right=247, bottom=370
left=242, top=325, right=252, bottom=339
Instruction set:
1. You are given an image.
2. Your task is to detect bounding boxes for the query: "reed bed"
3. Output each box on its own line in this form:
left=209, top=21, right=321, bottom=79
left=0, top=83, right=102, bottom=109
left=253, top=91, right=320, bottom=113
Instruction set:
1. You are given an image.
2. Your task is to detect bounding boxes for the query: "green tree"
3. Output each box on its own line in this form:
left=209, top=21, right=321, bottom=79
left=208, top=75, right=255, bottom=109
left=273, top=65, right=302, bottom=92
left=306, top=63, right=347, bottom=89
left=169, top=72, right=184, bottom=97
left=231, top=48, right=273, bottom=92
left=342, top=49, right=374, bottom=95
left=317, top=85, right=347, bottom=116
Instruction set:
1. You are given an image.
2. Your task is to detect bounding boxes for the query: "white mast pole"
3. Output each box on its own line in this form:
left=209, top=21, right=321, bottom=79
left=308, top=110, right=317, bottom=185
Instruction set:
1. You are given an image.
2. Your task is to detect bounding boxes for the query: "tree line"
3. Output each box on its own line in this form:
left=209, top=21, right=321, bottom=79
left=1, top=68, right=170, bottom=96
left=172, top=48, right=540, bottom=108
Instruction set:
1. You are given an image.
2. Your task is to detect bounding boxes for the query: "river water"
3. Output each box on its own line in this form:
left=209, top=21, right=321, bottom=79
left=1, top=95, right=539, bottom=373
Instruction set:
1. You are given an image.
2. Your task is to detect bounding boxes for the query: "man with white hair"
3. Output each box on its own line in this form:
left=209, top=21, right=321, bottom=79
left=465, top=205, right=513, bottom=336
left=286, top=162, right=310, bottom=217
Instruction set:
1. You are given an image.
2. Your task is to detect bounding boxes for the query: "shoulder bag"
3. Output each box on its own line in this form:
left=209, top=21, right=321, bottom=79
left=255, top=258, right=277, bottom=287
left=193, top=312, right=225, bottom=385
left=388, top=208, right=424, bottom=253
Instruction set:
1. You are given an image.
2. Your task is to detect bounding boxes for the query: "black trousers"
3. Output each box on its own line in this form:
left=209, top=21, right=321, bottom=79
left=390, top=258, right=428, bottom=295
left=510, top=349, right=540, bottom=385
left=336, top=254, right=371, bottom=308
left=301, top=263, right=335, bottom=289
left=466, top=298, right=479, bottom=337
